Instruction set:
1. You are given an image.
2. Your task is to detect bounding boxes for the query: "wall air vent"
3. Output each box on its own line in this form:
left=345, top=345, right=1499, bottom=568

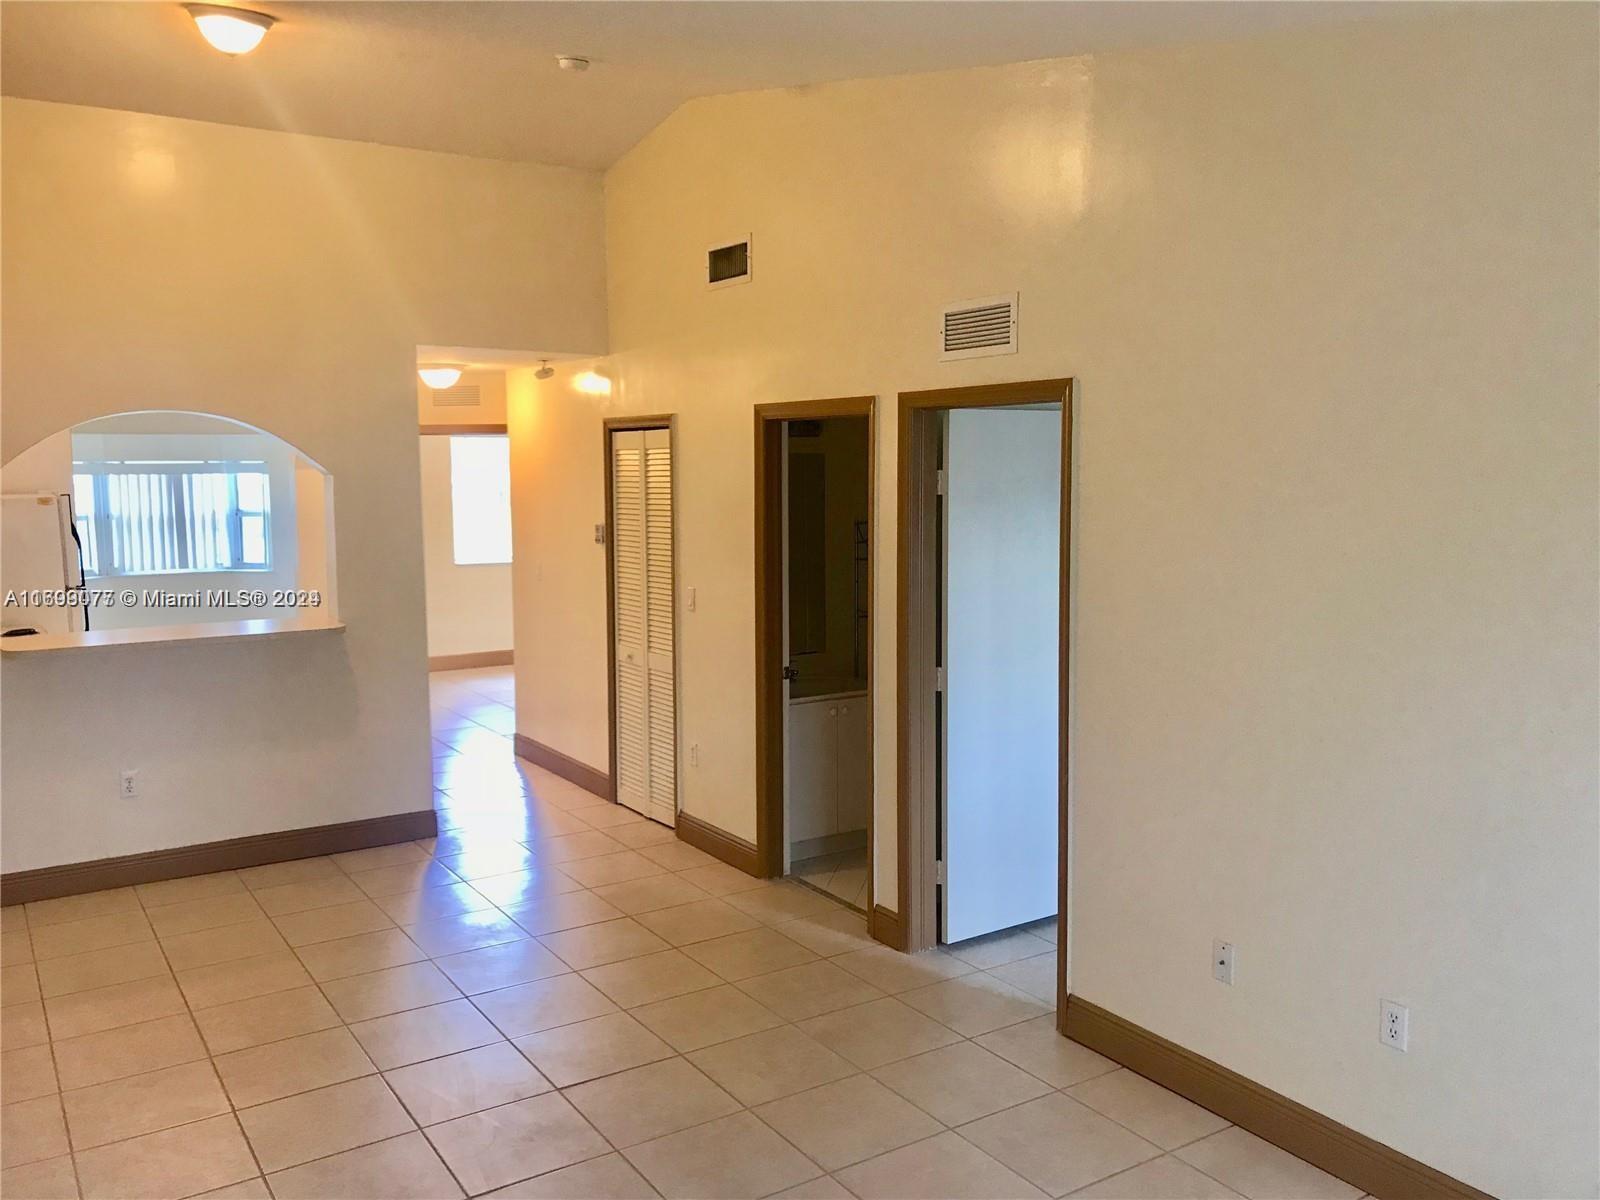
left=940, top=293, right=1019, bottom=361
left=708, top=235, right=752, bottom=288
left=432, top=384, right=482, bottom=408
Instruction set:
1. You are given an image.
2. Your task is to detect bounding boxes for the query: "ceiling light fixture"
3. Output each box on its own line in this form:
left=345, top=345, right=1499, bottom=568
left=535, top=360, right=555, bottom=380
left=418, top=364, right=465, bottom=390
left=556, top=56, right=590, bottom=72
left=185, top=4, right=276, bottom=55
left=572, top=370, right=612, bottom=396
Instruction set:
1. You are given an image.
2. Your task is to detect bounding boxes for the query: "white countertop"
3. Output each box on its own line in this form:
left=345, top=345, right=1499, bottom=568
left=0, top=617, right=346, bottom=656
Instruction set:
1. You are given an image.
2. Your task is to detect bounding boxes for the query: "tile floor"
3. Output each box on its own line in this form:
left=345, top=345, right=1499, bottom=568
left=0, top=666, right=1365, bottom=1199
left=787, top=844, right=868, bottom=913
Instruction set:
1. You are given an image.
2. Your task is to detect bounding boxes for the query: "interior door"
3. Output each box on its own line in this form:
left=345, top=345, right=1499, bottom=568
left=940, top=406, right=1060, bottom=943
left=611, top=427, right=678, bottom=826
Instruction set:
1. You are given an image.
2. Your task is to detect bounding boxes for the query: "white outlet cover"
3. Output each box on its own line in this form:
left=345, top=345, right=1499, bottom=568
left=1380, top=999, right=1409, bottom=1051
left=1211, top=939, right=1234, bottom=985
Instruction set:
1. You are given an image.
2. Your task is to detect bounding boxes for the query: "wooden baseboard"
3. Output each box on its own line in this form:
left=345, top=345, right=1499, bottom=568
left=869, top=904, right=907, bottom=951
left=676, top=812, right=761, bottom=876
left=429, top=650, right=512, bottom=671
left=513, top=734, right=613, bottom=801
left=1062, top=996, right=1492, bottom=1200
left=0, top=809, right=439, bottom=906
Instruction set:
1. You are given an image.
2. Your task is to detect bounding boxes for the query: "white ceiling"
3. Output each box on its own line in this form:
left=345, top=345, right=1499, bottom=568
left=2, top=1, right=1412, bottom=171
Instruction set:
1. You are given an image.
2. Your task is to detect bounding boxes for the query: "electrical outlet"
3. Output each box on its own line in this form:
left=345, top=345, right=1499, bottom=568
left=1212, top=939, right=1235, bottom=985
left=1381, top=999, right=1409, bottom=1051
left=687, top=586, right=697, bottom=612
left=689, top=743, right=700, bottom=767
left=120, top=770, right=138, bottom=799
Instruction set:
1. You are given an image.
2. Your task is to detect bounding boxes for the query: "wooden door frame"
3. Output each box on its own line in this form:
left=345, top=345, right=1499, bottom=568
left=753, top=397, right=878, bottom=918
left=895, top=379, right=1073, bottom=1018
left=603, top=415, right=677, bottom=817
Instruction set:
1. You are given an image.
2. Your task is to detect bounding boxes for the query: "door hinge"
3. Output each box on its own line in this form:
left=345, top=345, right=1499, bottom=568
left=935, top=469, right=947, bottom=496
left=935, top=666, right=946, bottom=692
left=936, top=859, right=946, bottom=885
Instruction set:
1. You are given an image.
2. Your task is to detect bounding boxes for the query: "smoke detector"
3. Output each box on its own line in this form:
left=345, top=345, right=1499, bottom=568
left=556, top=56, right=590, bottom=71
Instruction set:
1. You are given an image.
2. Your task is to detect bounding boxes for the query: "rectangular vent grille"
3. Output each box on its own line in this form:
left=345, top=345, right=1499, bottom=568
left=708, top=235, right=752, bottom=288
left=940, top=293, right=1018, bottom=360
left=432, top=385, right=481, bottom=408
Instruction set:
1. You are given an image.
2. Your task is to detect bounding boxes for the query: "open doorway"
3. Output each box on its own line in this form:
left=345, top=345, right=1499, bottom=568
left=755, top=397, right=876, bottom=916
left=896, top=380, right=1072, bottom=1014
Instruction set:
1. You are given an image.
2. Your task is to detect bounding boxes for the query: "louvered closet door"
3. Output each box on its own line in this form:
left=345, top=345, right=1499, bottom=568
left=611, top=428, right=678, bottom=826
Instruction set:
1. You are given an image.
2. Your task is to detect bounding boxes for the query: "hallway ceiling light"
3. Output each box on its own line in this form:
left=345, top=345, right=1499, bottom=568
left=573, top=370, right=612, bottom=396
left=184, top=4, right=276, bottom=55
left=418, top=364, right=465, bottom=390
left=535, top=360, right=555, bottom=380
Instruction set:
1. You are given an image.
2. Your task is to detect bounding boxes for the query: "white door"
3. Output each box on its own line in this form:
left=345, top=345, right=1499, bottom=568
left=611, top=427, right=678, bottom=826
left=940, top=406, right=1060, bottom=944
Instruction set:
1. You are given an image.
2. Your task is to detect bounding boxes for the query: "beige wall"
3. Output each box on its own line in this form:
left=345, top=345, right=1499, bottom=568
left=1, top=97, right=605, bottom=870
left=417, top=369, right=509, bottom=429
left=510, top=9, right=1598, bottom=1195
left=419, top=433, right=513, bottom=658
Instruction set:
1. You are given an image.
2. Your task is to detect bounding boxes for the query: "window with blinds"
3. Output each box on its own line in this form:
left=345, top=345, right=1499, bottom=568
left=72, top=460, right=272, bottom=577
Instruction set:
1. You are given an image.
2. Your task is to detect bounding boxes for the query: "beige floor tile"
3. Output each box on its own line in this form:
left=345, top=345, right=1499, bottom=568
left=581, top=949, right=721, bottom=1009
left=831, top=946, right=973, bottom=994
left=559, top=852, right=669, bottom=889
left=773, top=910, right=876, bottom=958
left=250, top=875, right=366, bottom=917
left=538, top=918, right=670, bottom=971
left=191, top=1176, right=272, bottom=1198
left=34, top=941, right=169, bottom=1000
left=591, top=875, right=711, bottom=916
left=974, top=1016, right=1119, bottom=1088
left=898, top=974, right=1050, bottom=1037
left=30, top=912, right=152, bottom=962
left=608, top=822, right=679, bottom=851
left=872, top=1042, right=1051, bottom=1126
left=798, top=996, right=963, bottom=1070
left=25, top=890, right=141, bottom=929
left=1069, top=1155, right=1245, bottom=1199
left=687, top=1025, right=856, bottom=1105
left=161, top=921, right=288, bottom=972
left=133, top=872, right=245, bottom=910
left=294, top=927, right=426, bottom=982
left=2, top=1000, right=48, bottom=1050
left=768, top=1176, right=856, bottom=1199
left=944, top=929, right=1055, bottom=971
left=724, top=883, right=843, bottom=926
left=468, top=868, right=583, bottom=910
left=834, top=1131, right=1045, bottom=1200
left=272, top=898, right=395, bottom=947
left=350, top=997, right=503, bottom=1069
left=634, top=841, right=720, bottom=872
left=350, top=860, right=468, bottom=900
left=506, top=891, right=626, bottom=937
left=237, top=857, right=343, bottom=891
left=424, top=1091, right=610, bottom=1195
left=2, top=1094, right=69, bottom=1168
left=532, top=831, right=629, bottom=865
left=634, top=899, right=762, bottom=947
left=436, top=844, right=541, bottom=883
left=215, top=1025, right=376, bottom=1107
left=0, top=930, right=33, bottom=968
left=322, top=961, right=462, bottom=1022
left=143, top=894, right=265, bottom=939
left=332, top=842, right=432, bottom=874
left=268, top=1130, right=464, bottom=1199
left=986, top=953, right=1057, bottom=1004
left=43, top=976, right=187, bottom=1042
left=405, top=910, right=530, bottom=957
left=1174, top=1128, right=1363, bottom=1200
left=433, top=938, right=570, bottom=995
left=192, top=984, right=341, bottom=1054
left=624, top=1110, right=820, bottom=1199
left=1, top=1044, right=58, bottom=1104
left=756, top=1074, right=943, bottom=1171
left=564, top=1057, right=740, bottom=1147
left=737, top=960, right=885, bottom=1021
left=239, top=1074, right=416, bottom=1173
left=374, top=883, right=497, bottom=925
left=0, top=1153, right=78, bottom=1199
left=53, top=1014, right=207, bottom=1090
left=61, top=1059, right=229, bottom=1150
left=681, top=927, right=817, bottom=981
left=514, top=1012, right=673, bottom=1087
left=2, top=963, right=42, bottom=1007
left=479, top=1152, right=658, bottom=1199
left=384, top=1041, right=552, bottom=1125
left=674, top=864, right=769, bottom=897
left=1066, top=1068, right=1231, bottom=1151
left=630, top=984, right=785, bottom=1053
left=73, top=1113, right=257, bottom=1200
left=177, top=951, right=312, bottom=1010
left=471, top=973, right=619, bottom=1038
left=959, top=1092, right=1162, bottom=1196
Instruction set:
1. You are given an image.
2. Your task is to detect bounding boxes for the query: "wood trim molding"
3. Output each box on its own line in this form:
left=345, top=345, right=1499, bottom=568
left=1062, top=997, right=1494, bottom=1200
left=676, top=812, right=761, bottom=877
left=429, top=650, right=512, bottom=671
left=0, top=809, right=438, bottom=906
left=514, top=733, right=613, bottom=802
left=895, top=379, right=1073, bottom=960
left=753, top=396, right=876, bottom=884
left=419, top=423, right=508, bottom=435
left=869, top=904, right=907, bottom=951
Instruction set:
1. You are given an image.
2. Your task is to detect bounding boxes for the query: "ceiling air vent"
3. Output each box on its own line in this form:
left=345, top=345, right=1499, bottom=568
left=708, top=235, right=752, bottom=288
left=431, top=384, right=481, bottom=408
left=940, top=293, right=1018, bottom=361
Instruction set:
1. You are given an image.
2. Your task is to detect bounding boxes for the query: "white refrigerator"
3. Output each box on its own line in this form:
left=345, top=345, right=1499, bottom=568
left=1, top=492, right=88, bottom=634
